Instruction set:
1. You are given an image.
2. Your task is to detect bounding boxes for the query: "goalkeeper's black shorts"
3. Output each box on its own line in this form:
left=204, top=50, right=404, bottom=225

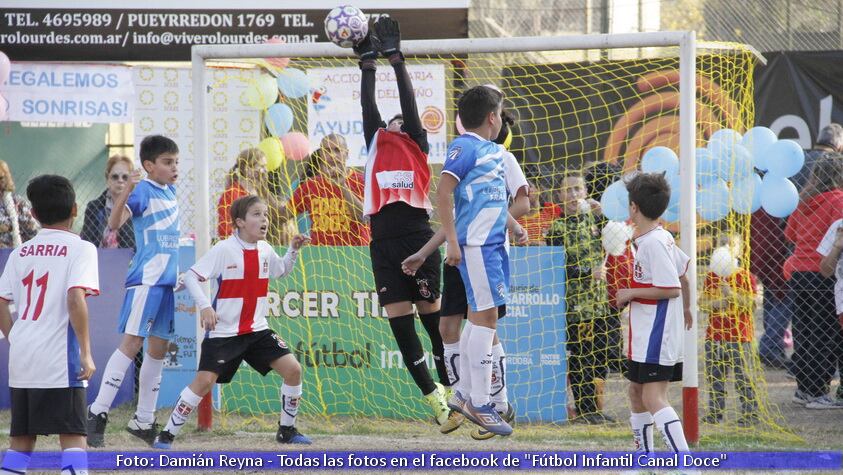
left=369, top=228, right=441, bottom=307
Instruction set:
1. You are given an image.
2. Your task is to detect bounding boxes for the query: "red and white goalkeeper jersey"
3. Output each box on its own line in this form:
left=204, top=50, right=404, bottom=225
left=189, top=236, right=297, bottom=338
left=628, top=226, right=690, bottom=366
left=363, top=128, right=432, bottom=216
left=0, top=229, right=100, bottom=388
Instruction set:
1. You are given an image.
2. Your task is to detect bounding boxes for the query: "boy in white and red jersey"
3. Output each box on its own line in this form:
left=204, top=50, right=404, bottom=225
left=353, top=17, right=450, bottom=424
left=615, top=172, right=692, bottom=455
left=152, top=195, right=311, bottom=448
left=0, top=175, right=99, bottom=475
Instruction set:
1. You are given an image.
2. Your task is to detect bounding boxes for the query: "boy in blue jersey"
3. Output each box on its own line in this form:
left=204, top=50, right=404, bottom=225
left=439, top=86, right=513, bottom=436
left=86, top=135, right=180, bottom=447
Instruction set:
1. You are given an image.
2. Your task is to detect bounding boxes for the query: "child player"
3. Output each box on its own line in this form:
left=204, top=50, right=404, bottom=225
left=0, top=175, right=99, bottom=475
left=437, top=85, right=518, bottom=436
left=402, top=98, right=529, bottom=439
left=615, top=172, right=692, bottom=454
left=154, top=195, right=311, bottom=448
left=87, top=135, right=180, bottom=447
left=353, top=16, right=450, bottom=424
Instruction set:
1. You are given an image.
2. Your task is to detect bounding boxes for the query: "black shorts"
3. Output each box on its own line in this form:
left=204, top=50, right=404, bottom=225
left=625, top=360, right=684, bottom=384
left=198, top=329, right=292, bottom=384
left=370, top=229, right=441, bottom=307
left=10, top=387, right=87, bottom=436
left=440, top=262, right=506, bottom=319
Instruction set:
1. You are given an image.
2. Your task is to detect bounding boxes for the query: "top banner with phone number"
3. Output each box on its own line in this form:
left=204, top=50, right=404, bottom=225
left=0, top=3, right=468, bottom=62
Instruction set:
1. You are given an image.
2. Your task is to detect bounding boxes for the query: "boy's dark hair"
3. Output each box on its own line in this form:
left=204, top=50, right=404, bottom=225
left=230, top=195, right=263, bottom=228
left=27, top=175, right=75, bottom=225
left=458, top=86, right=503, bottom=129
left=140, top=135, right=179, bottom=164
left=388, top=114, right=403, bottom=126
left=625, top=172, right=671, bottom=220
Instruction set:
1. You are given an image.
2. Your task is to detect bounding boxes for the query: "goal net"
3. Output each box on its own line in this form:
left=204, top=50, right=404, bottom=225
left=183, top=33, right=793, bottom=443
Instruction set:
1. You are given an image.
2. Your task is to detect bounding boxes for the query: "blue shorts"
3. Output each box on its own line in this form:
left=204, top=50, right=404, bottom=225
left=457, top=243, right=509, bottom=312
left=118, top=285, right=175, bottom=340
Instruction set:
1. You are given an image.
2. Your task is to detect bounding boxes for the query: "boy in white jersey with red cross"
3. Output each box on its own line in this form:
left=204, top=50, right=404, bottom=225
left=153, top=195, right=311, bottom=448
left=0, top=175, right=99, bottom=475
left=615, top=172, right=692, bottom=455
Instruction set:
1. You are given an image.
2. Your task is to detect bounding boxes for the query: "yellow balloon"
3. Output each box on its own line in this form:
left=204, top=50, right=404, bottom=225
left=243, top=75, right=278, bottom=110
left=258, top=137, right=285, bottom=171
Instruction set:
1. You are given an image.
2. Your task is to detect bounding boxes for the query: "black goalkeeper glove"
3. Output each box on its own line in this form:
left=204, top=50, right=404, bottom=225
left=353, top=31, right=379, bottom=61
left=374, top=16, right=401, bottom=57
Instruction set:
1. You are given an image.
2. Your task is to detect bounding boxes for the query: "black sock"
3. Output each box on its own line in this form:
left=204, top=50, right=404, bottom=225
left=389, top=314, right=436, bottom=395
left=419, top=311, right=449, bottom=386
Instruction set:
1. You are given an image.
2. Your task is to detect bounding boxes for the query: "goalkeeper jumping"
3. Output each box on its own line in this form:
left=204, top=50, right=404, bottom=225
left=353, top=17, right=451, bottom=425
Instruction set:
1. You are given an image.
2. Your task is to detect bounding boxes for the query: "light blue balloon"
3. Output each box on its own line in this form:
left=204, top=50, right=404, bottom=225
left=697, top=178, right=730, bottom=222
left=696, top=147, right=719, bottom=184
left=600, top=180, right=629, bottom=221
left=724, top=143, right=753, bottom=182
left=760, top=175, right=799, bottom=218
left=710, top=128, right=743, bottom=146
left=264, top=103, right=293, bottom=137
left=765, top=139, right=805, bottom=178
left=740, top=126, right=777, bottom=171
left=641, top=146, right=679, bottom=175
left=731, top=173, right=762, bottom=214
left=667, top=172, right=681, bottom=207
left=661, top=202, right=679, bottom=223
left=276, top=68, right=309, bottom=99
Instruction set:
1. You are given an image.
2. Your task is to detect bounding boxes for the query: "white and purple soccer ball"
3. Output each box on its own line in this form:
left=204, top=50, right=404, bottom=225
left=324, top=5, right=368, bottom=48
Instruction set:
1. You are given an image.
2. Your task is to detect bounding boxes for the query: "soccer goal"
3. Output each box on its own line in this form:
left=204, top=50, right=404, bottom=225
left=187, top=32, right=782, bottom=444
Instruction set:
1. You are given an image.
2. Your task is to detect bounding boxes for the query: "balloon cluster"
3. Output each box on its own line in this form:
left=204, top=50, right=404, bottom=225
left=600, top=126, right=804, bottom=224
left=242, top=40, right=312, bottom=172
left=0, top=51, right=10, bottom=121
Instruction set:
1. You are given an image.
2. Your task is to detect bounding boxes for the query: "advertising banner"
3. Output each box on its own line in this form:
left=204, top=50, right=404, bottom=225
left=0, top=1, right=469, bottom=62
left=307, top=64, right=448, bottom=166
left=0, top=63, right=133, bottom=123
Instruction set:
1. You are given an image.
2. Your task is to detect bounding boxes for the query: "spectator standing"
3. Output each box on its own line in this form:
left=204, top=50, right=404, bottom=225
left=81, top=155, right=135, bottom=248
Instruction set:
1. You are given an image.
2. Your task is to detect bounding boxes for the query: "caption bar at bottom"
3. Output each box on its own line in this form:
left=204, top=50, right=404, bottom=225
left=7, top=451, right=841, bottom=471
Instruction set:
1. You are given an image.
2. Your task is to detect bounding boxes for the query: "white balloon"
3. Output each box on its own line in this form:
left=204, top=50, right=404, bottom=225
left=602, top=221, right=632, bottom=257
left=709, top=246, right=738, bottom=278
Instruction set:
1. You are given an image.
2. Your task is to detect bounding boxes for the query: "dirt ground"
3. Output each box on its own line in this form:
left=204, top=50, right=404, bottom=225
left=1, top=364, right=840, bottom=474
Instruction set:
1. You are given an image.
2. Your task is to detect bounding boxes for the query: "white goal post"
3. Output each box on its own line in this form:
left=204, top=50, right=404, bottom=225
left=191, top=31, right=702, bottom=439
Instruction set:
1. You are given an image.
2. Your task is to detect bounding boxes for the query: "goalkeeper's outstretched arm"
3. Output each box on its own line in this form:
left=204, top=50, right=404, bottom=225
left=355, top=33, right=383, bottom=149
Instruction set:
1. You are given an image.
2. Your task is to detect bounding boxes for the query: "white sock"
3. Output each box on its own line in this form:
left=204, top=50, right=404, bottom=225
left=135, top=354, right=165, bottom=424
left=60, top=448, right=87, bottom=475
left=1, top=449, right=30, bottom=474
left=90, top=349, right=133, bottom=416
left=163, top=387, right=202, bottom=437
left=468, top=324, right=495, bottom=407
left=443, top=342, right=460, bottom=387
left=490, top=342, right=508, bottom=409
left=630, top=411, right=655, bottom=453
left=280, top=383, right=303, bottom=427
left=654, top=406, right=690, bottom=452
left=457, top=321, right=474, bottom=397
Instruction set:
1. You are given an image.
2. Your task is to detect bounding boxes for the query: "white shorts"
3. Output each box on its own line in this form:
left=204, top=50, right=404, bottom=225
left=456, top=243, right=509, bottom=312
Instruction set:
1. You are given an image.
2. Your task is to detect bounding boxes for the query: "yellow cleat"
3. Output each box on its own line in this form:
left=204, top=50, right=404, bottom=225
left=424, top=382, right=450, bottom=426
left=440, top=409, right=465, bottom=434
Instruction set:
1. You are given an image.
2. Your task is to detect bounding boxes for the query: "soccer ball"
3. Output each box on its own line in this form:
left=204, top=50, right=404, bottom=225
left=324, top=5, right=368, bottom=48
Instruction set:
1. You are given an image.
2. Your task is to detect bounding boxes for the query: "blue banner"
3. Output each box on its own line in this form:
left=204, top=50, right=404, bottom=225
left=5, top=451, right=840, bottom=471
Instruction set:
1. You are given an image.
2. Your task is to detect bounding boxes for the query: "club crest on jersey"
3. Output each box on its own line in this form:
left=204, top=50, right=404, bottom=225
left=448, top=146, right=461, bottom=161
left=272, top=334, right=288, bottom=349
left=416, top=278, right=432, bottom=299
left=634, top=262, right=644, bottom=281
